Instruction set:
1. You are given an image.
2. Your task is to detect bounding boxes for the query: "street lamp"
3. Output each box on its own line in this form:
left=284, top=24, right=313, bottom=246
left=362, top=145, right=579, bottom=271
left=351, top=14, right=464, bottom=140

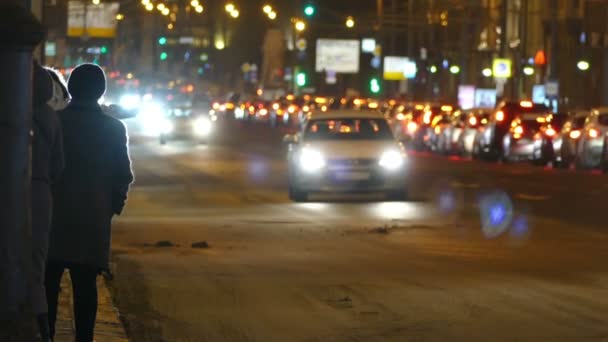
left=345, top=16, right=355, bottom=28
left=115, top=13, right=124, bottom=20
left=523, top=66, right=534, bottom=76
left=92, top=0, right=100, bottom=5
left=429, top=65, right=437, bottom=73
left=268, top=11, right=277, bottom=20
left=195, top=5, right=204, bottom=13
left=215, top=39, right=226, bottom=50
left=230, top=9, right=239, bottom=18
left=225, top=3, right=235, bottom=12
left=295, top=20, right=306, bottom=32
left=482, top=68, right=492, bottom=77
left=141, top=0, right=150, bottom=5
left=263, top=5, right=272, bottom=14
left=156, top=3, right=165, bottom=11
left=449, top=65, right=460, bottom=74
left=162, top=8, right=170, bottom=16
left=577, top=60, right=590, bottom=71
left=190, top=0, right=199, bottom=7
left=145, top=3, right=153, bottom=11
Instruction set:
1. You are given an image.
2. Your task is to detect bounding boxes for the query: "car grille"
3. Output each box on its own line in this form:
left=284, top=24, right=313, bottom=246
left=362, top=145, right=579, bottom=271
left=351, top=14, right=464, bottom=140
left=327, top=158, right=377, bottom=169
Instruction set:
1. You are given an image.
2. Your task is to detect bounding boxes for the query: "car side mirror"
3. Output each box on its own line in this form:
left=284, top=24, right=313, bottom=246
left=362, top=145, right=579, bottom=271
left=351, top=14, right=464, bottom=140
left=104, top=104, right=137, bottom=120
left=283, top=134, right=298, bottom=144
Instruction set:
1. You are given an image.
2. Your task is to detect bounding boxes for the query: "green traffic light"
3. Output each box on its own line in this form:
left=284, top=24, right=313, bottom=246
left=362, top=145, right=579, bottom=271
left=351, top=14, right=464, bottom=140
left=158, top=37, right=167, bottom=45
left=160, top=52, right=168, bottom=60
left=296, top=72, right=306, bottom=87
left=100, top=46, right=108, bottom=54
left=304, top=5, right=315, bottom=16
left=370, top=78, right=381, bottom=94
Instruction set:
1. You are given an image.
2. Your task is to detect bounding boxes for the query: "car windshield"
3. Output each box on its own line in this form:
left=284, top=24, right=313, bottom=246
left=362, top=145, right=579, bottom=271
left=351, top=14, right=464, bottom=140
left=572, top=116, right=587, bottom=128
left=305, top=118, right=394, bottom=141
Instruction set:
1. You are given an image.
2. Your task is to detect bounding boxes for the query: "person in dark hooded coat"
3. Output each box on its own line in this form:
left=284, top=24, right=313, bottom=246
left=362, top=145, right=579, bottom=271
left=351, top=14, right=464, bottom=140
left=31, top=62, right=64, bottom=342
left=45, top=63, right=134, bottom=341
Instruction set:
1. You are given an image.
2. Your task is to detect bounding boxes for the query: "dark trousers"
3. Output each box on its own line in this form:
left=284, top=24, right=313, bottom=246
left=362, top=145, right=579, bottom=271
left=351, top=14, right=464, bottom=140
left=45, top=261, right=98, bottom=342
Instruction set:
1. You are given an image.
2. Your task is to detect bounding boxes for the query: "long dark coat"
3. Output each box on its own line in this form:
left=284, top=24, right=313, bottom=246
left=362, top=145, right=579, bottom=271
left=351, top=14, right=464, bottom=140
left=32, top=66, right=64, bottom=313
left=48, top=100, right=134, bottom=270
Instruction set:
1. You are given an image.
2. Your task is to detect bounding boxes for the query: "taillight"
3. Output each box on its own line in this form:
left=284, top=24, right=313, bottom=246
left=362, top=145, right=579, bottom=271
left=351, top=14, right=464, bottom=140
left=589, top=128, right=599, bottom=138
left=545, top=126, right=556, bottom=137
left=423, top=111, right=432, bottom=124
left=495, top=110, right=505, bottom=122
left=468, top=116, right=477, bottom=126
left=513, top=125, right=524, bottom=139
left=569, top=130, right=581, bottom=139
left=407, top=121, right=418, bottom=133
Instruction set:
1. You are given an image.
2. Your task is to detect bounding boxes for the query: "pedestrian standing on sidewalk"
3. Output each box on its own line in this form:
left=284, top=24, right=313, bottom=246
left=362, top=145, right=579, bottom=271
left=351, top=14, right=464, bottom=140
left=32, top=62, right=65, bottom=342
left=45, top=63, right=134, bottom=342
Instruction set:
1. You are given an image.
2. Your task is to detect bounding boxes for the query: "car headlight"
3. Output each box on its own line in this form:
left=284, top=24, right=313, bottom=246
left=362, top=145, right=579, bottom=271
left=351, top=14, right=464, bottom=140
left=139, top=102, right=165, bottom=118
left=120, top=94, right=141, bottom=110
left=193, top=117, right=212, bottom=136
left=299, top=148, right=325, bottom=173
left=379, top=150, right=404, bottom=170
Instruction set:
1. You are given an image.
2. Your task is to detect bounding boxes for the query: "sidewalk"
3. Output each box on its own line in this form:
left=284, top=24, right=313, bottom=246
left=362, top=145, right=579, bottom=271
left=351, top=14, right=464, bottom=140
left=54, top=274, right=128, bottom=342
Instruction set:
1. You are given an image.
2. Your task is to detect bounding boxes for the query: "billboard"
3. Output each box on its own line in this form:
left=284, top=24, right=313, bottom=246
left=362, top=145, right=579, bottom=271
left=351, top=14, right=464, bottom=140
left=67, top=1, right=120, bottom=38
left=474, top=88, right=497, bottom=109
left=383, top=56, right=416, bottom=80
left=458, top=85, right=476, bottom=110
left=315, top=39, right=360, bottom=73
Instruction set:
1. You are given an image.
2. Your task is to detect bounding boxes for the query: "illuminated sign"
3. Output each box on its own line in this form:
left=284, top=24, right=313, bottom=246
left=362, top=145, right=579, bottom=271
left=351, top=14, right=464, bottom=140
left=492, top=58, right=512, bottom=78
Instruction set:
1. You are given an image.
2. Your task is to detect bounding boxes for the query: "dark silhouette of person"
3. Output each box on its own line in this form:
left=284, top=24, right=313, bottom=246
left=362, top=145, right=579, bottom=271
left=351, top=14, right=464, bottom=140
left=32, top=61, right=64, bottom=342
left=45, top=63, right=134, bottom=341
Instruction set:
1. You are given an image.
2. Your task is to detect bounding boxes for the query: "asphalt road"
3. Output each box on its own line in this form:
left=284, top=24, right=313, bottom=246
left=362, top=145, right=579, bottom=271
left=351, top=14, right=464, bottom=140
left=110, top=119, right=608, bottom=342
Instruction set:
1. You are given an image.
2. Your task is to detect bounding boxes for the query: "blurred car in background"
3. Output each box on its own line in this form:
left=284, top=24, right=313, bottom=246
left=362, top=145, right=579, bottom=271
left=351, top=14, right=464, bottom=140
left=436, top=109, right=467, bottom=155
left=476, top=101, right=551, bottom=160
left=551, top=112, right=589, bottom=167
left=410, top=105, right=454, bottom=151
left=501, top=113, right=548, bottom=162
left=576, top=107, right=608, bottom=170
left=531, top=114, right=568, bottom=165
left=459, top=109, right=491, bottom=157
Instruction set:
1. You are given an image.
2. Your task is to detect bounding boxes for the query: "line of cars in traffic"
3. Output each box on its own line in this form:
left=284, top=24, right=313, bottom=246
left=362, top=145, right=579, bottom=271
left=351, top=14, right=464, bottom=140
left=209, top=94, right=608, bottom=202
left=219, top=93, right=608, bottom=173
left=384, top=100, right=608, bottom=172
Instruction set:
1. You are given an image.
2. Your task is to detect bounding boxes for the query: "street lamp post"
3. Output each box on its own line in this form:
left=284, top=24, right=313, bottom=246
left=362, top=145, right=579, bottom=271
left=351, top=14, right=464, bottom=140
left=0, top=2, right=45, bottom=338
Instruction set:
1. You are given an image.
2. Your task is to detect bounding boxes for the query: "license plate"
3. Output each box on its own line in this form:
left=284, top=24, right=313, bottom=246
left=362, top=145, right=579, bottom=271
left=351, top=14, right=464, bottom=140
left=335, top=171, right=370, bottom=181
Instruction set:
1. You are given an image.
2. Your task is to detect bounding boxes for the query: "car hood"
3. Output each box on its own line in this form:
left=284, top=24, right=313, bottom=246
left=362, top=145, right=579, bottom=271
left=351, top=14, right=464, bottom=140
left=303, top=140, right=402, bottom=159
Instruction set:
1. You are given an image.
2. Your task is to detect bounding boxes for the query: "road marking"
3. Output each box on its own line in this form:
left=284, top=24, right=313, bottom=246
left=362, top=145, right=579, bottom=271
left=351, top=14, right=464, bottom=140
left=514, top=193, right=550, bottom=201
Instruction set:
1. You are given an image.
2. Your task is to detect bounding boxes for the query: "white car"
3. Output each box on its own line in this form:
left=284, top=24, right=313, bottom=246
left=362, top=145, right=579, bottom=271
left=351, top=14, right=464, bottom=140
left=284, top=110, right=408, bottom=202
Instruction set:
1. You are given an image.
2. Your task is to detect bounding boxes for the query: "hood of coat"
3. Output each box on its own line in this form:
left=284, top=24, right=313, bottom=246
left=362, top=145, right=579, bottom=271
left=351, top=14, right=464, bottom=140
left=33, top=62, right=53, bottom=107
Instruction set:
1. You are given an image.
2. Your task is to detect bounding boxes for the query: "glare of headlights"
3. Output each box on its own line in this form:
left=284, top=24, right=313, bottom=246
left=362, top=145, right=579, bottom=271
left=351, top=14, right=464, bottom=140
left=120, top=94, right=141, bottom=110
left=140, top=101, right=165, bottom=117
left=159, top=118, right=173, bottom=134
left=194, top=117, right=212, bottom=136
left=379, top=150, right=404, bottom=170
left=299, top=148, right=325, bottom=173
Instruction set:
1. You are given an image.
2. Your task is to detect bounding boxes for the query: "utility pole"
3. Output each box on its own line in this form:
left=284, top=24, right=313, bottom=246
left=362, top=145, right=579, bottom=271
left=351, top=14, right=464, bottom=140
left=0, top=1, right=45, bottom=340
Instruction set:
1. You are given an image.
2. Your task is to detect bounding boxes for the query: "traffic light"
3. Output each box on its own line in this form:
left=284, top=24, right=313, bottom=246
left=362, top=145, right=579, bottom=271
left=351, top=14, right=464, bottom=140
left=160, top=51, right=168, bottom=61
left=370, top=78, right=381, bottom=94
left=304, top=4, right=315, bottom=16
left=100, top=45, right=108, bottom=54
left=296, top=72, right=307, bottom=87
left=158, top=36, right=167, bottom=45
